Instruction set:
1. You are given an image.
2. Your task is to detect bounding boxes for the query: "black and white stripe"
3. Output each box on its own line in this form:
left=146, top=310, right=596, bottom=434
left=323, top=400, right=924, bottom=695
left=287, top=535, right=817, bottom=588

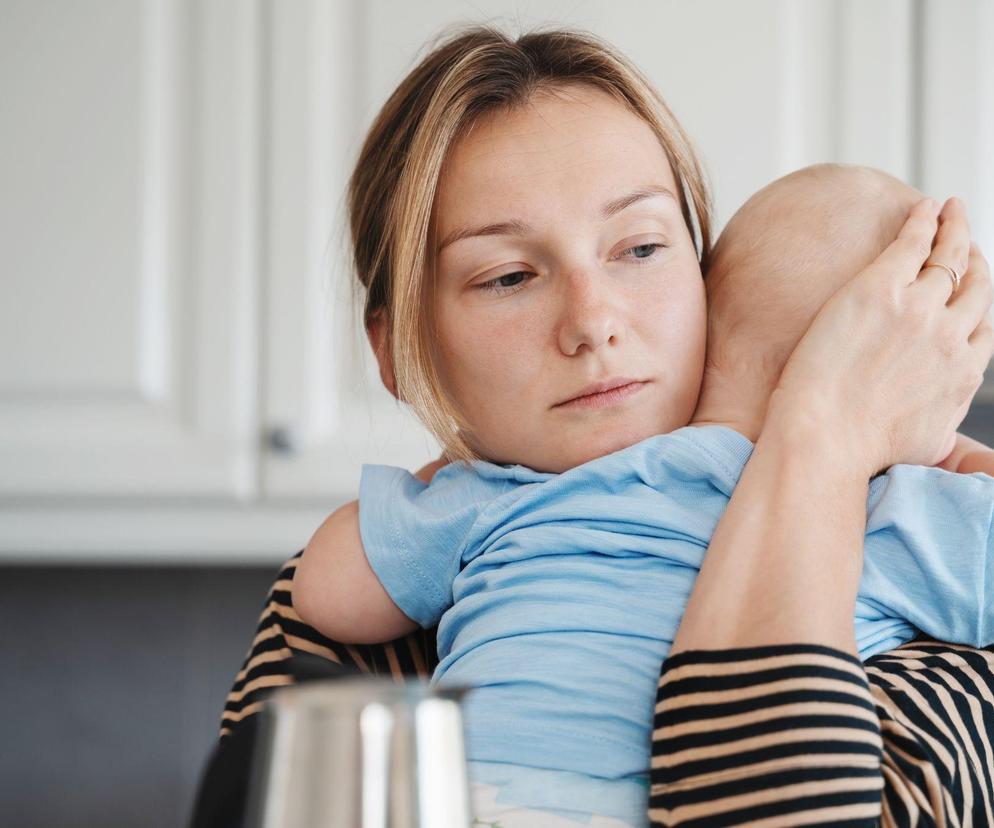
left=219, top=552, right=994, bottom=826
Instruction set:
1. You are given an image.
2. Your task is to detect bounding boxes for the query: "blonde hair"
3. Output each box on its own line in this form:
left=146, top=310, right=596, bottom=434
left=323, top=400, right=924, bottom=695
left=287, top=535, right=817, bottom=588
left=347, top=24, right=713, bottom=464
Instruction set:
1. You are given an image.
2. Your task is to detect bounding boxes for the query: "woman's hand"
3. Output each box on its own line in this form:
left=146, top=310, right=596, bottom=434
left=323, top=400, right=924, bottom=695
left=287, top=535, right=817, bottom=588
left=768, top=197, right=993, bottom=479
left=674, top=197, right=992, bottom=658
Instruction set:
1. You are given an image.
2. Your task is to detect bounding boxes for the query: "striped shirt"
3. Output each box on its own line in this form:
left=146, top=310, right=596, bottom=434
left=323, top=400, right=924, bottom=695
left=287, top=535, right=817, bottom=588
left=219, top=552, right=994, bottom=826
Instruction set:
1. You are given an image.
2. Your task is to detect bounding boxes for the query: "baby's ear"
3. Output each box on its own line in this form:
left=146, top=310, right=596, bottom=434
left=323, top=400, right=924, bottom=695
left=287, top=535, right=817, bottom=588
left=366, top=310, right=398, bottom=399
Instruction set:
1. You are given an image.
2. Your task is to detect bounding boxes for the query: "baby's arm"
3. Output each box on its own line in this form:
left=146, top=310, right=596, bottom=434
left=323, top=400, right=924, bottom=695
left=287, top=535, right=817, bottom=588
left=293, top=500, right=419, bottom=645
left=861, top=462, right=994, bottom=648
left=959, top=450, right=994, bottom=475
left=936, top=432, right=994, bottom=475
left=293, top=456, right=449, bottom=645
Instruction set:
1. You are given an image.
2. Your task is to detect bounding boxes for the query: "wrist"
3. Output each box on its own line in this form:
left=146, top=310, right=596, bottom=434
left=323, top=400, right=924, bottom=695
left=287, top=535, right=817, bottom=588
left=763, top=388, right=875, bottom=483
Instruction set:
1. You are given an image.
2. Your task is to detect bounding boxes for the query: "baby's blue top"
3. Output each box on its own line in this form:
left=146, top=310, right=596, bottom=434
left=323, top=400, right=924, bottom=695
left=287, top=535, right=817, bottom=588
left=358, top=424, right=994, bottom=820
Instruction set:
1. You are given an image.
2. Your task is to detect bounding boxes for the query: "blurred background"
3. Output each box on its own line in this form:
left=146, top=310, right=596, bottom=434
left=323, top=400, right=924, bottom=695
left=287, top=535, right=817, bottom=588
left=1, top=1, right=992, bottom=825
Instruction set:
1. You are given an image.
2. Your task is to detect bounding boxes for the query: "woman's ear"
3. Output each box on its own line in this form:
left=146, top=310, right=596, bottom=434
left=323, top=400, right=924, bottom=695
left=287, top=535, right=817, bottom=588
left=366, top=310, right=399, bottom=399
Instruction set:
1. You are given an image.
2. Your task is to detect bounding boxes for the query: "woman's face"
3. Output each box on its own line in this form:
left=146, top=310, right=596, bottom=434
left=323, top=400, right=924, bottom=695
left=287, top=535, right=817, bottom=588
left=431, top=84, right=707, bottom=472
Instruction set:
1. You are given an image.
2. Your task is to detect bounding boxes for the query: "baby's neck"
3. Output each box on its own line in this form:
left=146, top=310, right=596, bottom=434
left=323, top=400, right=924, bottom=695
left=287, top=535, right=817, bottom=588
left=688, top=368, right=773, bottom=444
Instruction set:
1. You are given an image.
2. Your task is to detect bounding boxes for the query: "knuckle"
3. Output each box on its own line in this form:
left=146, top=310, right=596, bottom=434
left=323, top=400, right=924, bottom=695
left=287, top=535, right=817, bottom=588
left=964, top=370, right=984, bottom=401
left=981, top=322, right=994, bottom=348
left=965, top=364, right=985, bottom=390
left=980, top=253, right=992, bottom=279
left=969, top=248, right=988, bottom=275
left=954, top=242, right=971, bottom=273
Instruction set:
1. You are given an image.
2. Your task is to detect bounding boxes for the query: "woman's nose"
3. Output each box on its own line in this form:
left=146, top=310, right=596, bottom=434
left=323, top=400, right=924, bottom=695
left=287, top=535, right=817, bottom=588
left=556, top=268, right=623, bottom=356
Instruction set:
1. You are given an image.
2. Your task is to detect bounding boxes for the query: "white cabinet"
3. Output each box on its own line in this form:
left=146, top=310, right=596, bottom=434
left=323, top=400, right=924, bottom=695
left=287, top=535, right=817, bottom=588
left=1, top=0, right=262, bottom=500
left=2, top=0, right=991, bottom=561
left=259, top=0, right=441, bottom=505
left=1, top=0, right=283, bottom=561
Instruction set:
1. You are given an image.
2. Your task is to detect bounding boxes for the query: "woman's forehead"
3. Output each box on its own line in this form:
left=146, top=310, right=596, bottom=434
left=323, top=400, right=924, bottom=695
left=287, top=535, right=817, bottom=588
left=434, top=88, right=677, bottom=243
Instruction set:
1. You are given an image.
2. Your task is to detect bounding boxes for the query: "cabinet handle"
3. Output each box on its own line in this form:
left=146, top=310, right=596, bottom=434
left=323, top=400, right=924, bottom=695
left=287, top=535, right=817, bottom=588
left=265, top=426, right=298, bottom=455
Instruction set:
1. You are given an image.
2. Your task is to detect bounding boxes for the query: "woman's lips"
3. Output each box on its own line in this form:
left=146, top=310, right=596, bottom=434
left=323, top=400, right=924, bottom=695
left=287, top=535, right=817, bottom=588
left=555, top=380, right=648, bottom=410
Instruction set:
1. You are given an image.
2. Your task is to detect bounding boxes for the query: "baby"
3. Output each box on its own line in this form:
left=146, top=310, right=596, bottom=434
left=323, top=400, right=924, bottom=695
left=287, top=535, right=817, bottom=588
left=294, top=164, right=994, bottom=826
left=695, top=163, right=992, bottom=472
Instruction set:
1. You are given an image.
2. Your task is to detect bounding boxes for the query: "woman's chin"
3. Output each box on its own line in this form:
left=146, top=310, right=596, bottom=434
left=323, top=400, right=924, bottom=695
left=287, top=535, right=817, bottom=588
left=550, top=426, right=664, bottom=471
left=473, top=409, right=689, bottom=472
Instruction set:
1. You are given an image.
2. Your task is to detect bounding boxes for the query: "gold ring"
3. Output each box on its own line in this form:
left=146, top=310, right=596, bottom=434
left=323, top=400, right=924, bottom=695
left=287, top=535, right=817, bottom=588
left=923, top=261, right=962, bottom=294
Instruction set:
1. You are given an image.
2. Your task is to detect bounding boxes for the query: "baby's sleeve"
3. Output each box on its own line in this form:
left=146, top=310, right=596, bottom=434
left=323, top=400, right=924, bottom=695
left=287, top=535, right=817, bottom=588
left=861, top=465, right=994, bottom=647
left=357, top=462, right=488, bottom=629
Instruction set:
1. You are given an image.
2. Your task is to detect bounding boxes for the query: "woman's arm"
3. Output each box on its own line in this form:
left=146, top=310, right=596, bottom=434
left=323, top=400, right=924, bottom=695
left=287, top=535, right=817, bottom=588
left=650, top=643, right=883, bottom=826
left=671, top=414, right=868, bottom=656
left=671, top=199, right=993, bottom=659
left=656, top=199, right=992, bottom=826
left=648, top=637, right=994, bottom=826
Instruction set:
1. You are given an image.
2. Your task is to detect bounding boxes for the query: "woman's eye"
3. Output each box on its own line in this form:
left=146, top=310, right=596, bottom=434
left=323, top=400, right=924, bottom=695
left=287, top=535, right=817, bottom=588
left=478, top=271, right=531, bottom=295
left=476, top=243, right=664, bottom=295
left=617, top=242, right=665, bottom=262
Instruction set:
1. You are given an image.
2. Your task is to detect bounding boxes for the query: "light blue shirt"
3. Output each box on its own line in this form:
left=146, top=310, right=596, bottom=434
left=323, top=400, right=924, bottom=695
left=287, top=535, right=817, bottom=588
left=357, top=424, right=994, bottom=822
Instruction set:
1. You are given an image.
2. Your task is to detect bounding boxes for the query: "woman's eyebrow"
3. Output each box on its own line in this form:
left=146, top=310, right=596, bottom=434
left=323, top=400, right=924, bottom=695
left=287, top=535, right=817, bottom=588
left=436, top=184, right=676, bottom=253
left=601, top=184, right=677, bottom=219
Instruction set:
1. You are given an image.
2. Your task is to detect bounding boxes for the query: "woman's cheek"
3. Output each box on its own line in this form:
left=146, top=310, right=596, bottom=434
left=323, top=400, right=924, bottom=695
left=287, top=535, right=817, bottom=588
left=454, top=321, right=520, bottom=394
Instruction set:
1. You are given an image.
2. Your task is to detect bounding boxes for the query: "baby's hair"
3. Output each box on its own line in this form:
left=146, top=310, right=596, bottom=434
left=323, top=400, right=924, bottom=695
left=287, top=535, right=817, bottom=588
left=346, top=23, right=714, bottom=464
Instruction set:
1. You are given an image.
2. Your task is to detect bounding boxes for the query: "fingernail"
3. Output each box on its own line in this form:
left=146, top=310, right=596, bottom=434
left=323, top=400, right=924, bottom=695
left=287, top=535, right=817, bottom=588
left=925, top=197, right=939, bottom=213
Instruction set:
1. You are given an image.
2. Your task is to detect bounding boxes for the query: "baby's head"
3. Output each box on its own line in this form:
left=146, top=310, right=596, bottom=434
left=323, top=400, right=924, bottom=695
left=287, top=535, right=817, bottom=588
left=694, top=164, right=921, bottom=435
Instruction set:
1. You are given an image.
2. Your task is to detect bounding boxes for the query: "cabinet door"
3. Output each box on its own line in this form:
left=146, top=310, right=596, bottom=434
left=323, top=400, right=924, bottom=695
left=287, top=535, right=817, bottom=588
left=260, top=0, right=916, bottom=502
left=260, top=0, right=444, bottom=504
left=0, top=0, right=263, bottom=499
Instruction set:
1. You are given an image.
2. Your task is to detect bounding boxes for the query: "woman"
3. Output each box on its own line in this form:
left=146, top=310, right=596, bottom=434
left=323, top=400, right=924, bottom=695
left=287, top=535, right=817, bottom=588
left=199, top=24, right=994, bottom=827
